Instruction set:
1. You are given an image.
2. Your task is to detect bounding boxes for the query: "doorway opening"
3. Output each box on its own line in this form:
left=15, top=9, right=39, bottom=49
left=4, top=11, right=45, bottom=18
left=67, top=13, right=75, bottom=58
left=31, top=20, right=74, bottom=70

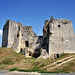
left=57, top=54, right=60, bottom=58
left=54, top=54, right=60, bottom=59
left=25, top=41, right=29, bottom=47
left=20, top=48, right=23, bottom=53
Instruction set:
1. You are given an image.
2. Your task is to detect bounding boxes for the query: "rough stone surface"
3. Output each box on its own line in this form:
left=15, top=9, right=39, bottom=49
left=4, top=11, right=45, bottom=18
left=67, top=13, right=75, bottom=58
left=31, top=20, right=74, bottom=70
left=2, top=19, right=75, bottom=58
left=39, top=48, right=49, bottom=59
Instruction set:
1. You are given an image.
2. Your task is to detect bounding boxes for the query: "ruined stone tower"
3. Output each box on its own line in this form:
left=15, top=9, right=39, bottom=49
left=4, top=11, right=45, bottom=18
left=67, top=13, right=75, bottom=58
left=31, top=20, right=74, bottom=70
left=43, top=19, right=75, bottom=58
left=2, top=20, right=36, bottom=52
left=2, top=19, right=75, bottom=58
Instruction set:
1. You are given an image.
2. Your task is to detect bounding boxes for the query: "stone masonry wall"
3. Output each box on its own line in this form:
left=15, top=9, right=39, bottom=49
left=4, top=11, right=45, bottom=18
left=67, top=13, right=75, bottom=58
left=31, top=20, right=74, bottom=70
left=49, top=19, right=74, bottom=37
left=49, top=19, right=75, bottom=57
left=2, top=19, right=75, bottom=58
left=7, top=21, right=19, bottom=48
left=49, top=37, right=75, bottom=54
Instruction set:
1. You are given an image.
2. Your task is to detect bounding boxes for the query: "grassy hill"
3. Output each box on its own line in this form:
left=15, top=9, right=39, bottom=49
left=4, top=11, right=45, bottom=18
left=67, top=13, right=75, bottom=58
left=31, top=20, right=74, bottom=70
left=0, top=47, right=75, bottom=73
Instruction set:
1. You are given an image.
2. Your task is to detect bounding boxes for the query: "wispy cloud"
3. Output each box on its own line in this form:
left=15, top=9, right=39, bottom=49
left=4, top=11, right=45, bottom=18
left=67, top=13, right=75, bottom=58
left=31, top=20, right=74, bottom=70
left=0, top=30, right=3, bottom=36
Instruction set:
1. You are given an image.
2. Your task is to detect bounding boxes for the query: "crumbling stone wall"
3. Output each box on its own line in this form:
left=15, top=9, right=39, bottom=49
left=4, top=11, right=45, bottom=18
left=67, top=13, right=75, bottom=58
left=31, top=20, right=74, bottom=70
left=2, top=20, right=19, bottom=48
left=48, top=19, right=75, bottom=58
left=32, top=36, right=43, bottom=57
left=2, top=19, right=75, bottom=58
left=12, top=23, right=36, bottom=53
left=2, top=20, right=35, bottom=53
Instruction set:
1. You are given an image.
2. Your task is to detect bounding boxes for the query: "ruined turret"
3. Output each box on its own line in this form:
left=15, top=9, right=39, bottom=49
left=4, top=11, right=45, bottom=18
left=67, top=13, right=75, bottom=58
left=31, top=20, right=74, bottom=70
left=43, top=19, right=75, bottom=58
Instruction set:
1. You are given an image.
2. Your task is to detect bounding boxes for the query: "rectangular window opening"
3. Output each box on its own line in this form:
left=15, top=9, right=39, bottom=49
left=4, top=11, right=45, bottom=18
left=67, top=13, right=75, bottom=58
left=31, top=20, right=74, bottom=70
left=25, top=41, right=29, bottom=47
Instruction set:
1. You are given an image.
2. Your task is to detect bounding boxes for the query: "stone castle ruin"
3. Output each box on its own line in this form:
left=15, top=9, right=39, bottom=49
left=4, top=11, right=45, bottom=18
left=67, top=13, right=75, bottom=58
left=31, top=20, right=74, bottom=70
left=2, top=19, right=75, bottom=58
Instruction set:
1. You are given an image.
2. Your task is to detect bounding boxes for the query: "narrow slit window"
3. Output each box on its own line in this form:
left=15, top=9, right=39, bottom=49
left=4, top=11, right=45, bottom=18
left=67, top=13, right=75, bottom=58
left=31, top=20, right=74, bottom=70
left=22, top=34, right=23, bottom=36
left=62, top=38, right=63, bottom=41
left=20, top=48, right=23, bottom=53
left=17, top=34, right=19, bottom=37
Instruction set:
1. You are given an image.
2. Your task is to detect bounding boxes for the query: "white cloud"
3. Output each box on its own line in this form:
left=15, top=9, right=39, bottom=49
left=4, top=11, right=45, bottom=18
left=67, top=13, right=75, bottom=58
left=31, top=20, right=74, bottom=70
left=0, top=30, right=3, bottom=36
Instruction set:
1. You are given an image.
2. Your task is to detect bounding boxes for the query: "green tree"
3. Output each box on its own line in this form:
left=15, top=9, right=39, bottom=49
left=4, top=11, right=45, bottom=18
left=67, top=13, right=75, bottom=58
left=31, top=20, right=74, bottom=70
left=50, top=16, right=54, bottom=21
left=6, top=20, right=10, bottom=23
left=44, top=20, right=49, bottom=24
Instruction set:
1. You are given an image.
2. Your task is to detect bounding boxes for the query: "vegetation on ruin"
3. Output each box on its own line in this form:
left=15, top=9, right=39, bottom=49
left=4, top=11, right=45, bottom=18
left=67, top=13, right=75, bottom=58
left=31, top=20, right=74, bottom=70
left=0, top=47, right=75, bottom=73
left=6, top=20, right=10, bottom=23
left=44, top=20, right=49, bottom=24
left=50, top=16, right=54, bottom=22
left=44, top=16, right=54, bottom=25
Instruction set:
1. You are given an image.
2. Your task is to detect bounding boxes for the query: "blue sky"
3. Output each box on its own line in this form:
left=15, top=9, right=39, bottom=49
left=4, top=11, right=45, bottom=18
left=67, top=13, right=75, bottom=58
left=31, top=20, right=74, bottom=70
left=0, top=0, right=75, bottom=47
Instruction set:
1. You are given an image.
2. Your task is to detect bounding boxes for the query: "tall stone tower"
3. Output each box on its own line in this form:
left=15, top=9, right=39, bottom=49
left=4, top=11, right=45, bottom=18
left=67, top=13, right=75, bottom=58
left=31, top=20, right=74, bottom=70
left=2, top=20, right=36, bottom=53
left=43, top=19, right=75, bottom=58
left=2, top=20, right=19, bottom=48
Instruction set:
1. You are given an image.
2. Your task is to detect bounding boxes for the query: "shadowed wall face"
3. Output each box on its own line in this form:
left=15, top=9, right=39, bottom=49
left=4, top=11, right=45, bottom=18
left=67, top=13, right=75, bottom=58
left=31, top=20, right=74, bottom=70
left=2, top=22, right=9, bottom=47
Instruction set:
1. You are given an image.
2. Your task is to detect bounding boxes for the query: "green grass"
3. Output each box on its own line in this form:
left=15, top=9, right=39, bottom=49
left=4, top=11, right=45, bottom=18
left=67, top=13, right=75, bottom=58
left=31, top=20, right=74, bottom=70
left=39, top=64, right=45, bottom=67
left=17, top=69, right=40, bottom=72
left=32, top=62, right=40, bottom=66
left=0, top=47, right=75, bottom=73
left=25, top=57, right=36, bottom=60
left=9, top=67, right=18, bottom=71
left=17, top=69, right=30, bottom=72
left=0, top=47, right=25, bottom=65
left=2, top=58, right=14, bottom=65
left=17, top=68, right=46, bottom=72
left=60, top=53, right=75, bottom=57
left=17, top=68, right=60, bottom=73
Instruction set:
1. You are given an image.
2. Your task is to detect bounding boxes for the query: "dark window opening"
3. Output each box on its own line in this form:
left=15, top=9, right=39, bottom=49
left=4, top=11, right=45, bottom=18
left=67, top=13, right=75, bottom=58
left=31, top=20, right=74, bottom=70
left=22, top=34, right=23, bottom=36
left=25, top=41, right=29, bottom=47
left=62, top=38, right=63, bottom=41
left=17, top=34, right=19, bottom=37
left=19, top=27, right=20, bottom=30
left=58, top=25, right=60, bottom=27
left=57, top=54, right=60, bottom=58
left=29, top=51, right=32, bottom=56
left=54, top=54, right=60, bottom=59
left=20, top=48, right=23, bottom=53
left=44, top=38, right=46, bottom=41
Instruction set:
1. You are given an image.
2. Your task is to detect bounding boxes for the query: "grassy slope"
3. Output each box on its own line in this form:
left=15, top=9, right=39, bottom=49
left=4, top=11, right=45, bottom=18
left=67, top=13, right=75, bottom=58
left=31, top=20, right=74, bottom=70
left=0, top=47, right=75, bottom=73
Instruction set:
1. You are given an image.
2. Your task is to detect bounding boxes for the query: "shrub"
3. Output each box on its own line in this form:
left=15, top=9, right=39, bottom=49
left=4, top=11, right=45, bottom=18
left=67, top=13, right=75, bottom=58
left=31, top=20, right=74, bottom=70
left=50, top=16, right=54, bottom=22
left=9, top=67, right=17, bottom=71
left=45, top=20, right=49, bottom=24
left=6, top=20, right=10, bottom=23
